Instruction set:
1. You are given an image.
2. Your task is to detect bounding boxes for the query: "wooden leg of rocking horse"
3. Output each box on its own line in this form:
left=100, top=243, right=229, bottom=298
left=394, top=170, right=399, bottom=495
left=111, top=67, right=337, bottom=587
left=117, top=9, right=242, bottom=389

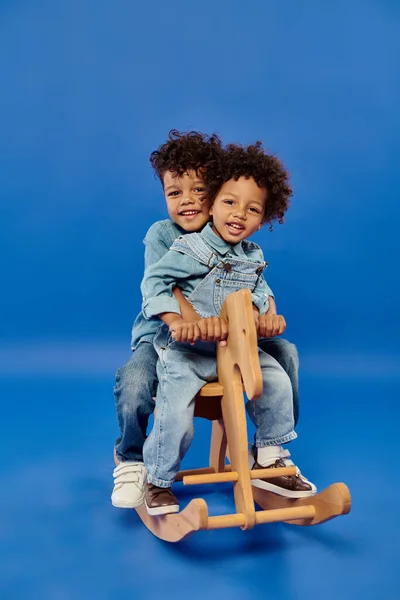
left=209, top=419, right=227, bottom=473
left=218, top=366, right=257, bottom=530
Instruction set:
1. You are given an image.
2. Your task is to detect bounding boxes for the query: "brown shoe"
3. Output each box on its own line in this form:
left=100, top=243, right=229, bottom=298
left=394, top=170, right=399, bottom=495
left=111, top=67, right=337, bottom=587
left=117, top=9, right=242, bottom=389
left=249, top=449, right=317, bottom=498
left=145, top=483, right=179, bottom=516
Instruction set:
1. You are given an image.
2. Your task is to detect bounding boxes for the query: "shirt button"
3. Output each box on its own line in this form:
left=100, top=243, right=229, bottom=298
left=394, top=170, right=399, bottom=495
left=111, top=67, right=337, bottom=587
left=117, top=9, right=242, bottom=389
left=216, top=278, right=221, bottom=284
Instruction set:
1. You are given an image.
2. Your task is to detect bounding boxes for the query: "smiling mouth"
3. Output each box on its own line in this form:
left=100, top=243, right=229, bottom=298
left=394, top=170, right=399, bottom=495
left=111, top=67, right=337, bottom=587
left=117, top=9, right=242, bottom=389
left=179, top=210, right=201, bottom=217
left=227, top=222, right=245, bottom=232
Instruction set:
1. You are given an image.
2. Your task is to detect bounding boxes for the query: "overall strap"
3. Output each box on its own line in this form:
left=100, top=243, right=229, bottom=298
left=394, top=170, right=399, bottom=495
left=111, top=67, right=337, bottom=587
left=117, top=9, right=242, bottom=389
left=170, top=234, right=219, bottom=268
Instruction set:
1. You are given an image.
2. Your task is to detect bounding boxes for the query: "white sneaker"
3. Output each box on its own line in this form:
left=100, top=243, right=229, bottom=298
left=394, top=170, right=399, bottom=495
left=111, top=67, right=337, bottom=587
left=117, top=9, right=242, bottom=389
left=111, top=461, right=146, bottom=508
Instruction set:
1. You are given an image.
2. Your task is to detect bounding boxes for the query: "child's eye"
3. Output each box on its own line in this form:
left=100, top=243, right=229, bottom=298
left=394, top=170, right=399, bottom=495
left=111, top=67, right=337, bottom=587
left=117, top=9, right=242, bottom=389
left=223, top=199, right=234, bottom=205
left=194, top=187, right=205, bottom=193
left=249, top=207, right=261, bottom=213
left=167, top=191, right=180, bottom=197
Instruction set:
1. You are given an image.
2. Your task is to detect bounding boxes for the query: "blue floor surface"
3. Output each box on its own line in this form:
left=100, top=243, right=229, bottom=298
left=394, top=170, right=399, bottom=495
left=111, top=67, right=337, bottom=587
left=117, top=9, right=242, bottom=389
left=1, top=371, right=398, bottom=600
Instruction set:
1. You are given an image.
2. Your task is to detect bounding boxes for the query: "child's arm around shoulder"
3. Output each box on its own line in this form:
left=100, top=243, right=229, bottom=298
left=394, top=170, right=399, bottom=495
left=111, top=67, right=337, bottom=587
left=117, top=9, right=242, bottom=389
left=143, top=220, right=201, bottom=321
left=141, top=237, right=202, bottom=322
left=141, top=247, right=187, bottom=320
left=141, top=236, right=228, bottom=346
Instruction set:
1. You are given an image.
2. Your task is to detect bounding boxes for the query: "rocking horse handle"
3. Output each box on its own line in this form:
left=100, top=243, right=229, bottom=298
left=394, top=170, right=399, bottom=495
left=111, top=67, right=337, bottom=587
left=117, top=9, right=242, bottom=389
left=219, top=289, right=263, bottom=400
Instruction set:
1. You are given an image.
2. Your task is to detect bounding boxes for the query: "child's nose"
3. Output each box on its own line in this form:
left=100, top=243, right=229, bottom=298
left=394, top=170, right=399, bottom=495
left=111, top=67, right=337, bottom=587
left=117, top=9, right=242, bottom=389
left=181, top=194, right=196, bottom=204
left=233, top=207, right=246, bottom=219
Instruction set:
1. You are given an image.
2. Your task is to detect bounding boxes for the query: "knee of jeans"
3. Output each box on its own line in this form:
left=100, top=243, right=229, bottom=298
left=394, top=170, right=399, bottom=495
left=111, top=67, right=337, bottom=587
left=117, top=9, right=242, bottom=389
left=269, top=366, right=293, bottom=399
left=115, top=357, right=157, bottom=393
left=117, top=391, right=154, bottom=419
left=115, top=359, right=138, bottom=385
left=174, top=412, right=194, bottom=438
left=288, top=342, right=299, bottom=365
left=114, top=368, right=155, bottom=413
left=279, top=339, right=299, bottom=368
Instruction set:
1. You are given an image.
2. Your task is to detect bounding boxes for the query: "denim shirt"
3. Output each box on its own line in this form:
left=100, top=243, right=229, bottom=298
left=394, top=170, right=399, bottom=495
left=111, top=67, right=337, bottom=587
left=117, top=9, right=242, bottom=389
left=143, top=220, right=186, bottom=271
left=141, top=223, right=272, bottom=321
left=131, top=220, right=274, bottom=349
left=130, top=220, right=184, bottom=349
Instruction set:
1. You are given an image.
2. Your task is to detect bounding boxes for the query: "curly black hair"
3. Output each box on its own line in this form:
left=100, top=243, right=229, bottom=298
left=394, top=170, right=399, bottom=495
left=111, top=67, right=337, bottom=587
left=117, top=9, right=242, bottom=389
left=150, top=129, right=223, bottom=184
left=204, top=141, right=293, bottom=228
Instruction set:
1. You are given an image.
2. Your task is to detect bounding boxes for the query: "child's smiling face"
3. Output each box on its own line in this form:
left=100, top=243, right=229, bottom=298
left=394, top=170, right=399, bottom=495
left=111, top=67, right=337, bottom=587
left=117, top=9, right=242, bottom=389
left=163, top=169, right=211, bottom=232
left=210, top=177, right=266, bottom=244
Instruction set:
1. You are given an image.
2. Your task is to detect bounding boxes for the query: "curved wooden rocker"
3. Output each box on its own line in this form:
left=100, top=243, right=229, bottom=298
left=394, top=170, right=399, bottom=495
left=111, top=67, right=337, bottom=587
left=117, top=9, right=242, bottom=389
left=115, top=289, right=351, bottom=541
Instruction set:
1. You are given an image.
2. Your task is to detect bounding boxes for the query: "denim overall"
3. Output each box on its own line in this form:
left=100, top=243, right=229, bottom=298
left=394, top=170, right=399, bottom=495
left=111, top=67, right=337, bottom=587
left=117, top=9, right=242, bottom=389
left=143, top=233, right=297, bottom=488
left=171, top=233, right=268, bottom=317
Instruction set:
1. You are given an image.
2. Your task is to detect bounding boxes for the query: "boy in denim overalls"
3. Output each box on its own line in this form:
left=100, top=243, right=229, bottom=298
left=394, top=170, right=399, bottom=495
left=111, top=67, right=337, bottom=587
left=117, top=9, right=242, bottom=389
left=140, top=142, right=316, bottom=515
left=112, top=131, right=300, bottom=510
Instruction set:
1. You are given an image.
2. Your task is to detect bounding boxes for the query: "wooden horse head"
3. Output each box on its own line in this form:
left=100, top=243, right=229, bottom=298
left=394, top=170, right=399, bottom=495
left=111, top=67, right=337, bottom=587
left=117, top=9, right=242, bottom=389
left=218, top=288, right=263, bottom=401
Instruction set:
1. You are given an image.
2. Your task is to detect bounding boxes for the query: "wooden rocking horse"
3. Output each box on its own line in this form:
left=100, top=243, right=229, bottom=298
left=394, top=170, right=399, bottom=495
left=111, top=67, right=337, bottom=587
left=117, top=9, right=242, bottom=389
left=114, top=289, right=351, bottom=542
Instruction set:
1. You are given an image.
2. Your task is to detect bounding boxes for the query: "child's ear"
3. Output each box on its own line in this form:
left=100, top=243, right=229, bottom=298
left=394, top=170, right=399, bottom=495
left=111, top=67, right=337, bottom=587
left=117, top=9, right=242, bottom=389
left=209, top=206, right=214, bottom=216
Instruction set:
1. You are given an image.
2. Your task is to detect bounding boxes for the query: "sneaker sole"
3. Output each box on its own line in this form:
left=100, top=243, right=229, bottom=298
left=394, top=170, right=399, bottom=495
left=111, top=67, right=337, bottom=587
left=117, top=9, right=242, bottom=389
left=111, top=494, right=145, bottom=509
left=251, top=478, right=317, bottom=498
left=145, top=500, right=180, bottom=516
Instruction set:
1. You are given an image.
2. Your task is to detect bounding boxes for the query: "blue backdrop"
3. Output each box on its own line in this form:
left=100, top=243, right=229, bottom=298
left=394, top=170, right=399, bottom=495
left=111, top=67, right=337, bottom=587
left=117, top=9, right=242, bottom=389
left=1, top=1, right=399, bottom=599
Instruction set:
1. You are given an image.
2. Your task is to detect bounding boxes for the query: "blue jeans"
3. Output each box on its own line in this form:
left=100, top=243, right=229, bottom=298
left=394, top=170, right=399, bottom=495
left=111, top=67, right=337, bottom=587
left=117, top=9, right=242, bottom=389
left=143, top=328, right=296, bottom=487
left=259, top=338, right=299, bottom=426
left=114, top=342, right=158, bottom=463
left=114, top=337, right=299, bottom=463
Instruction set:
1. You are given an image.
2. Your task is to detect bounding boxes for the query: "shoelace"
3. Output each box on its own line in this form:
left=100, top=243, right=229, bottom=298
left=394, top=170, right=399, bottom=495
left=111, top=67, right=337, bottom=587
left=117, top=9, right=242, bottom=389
left=250, top=446, right=313, bottom=488
left=278, top=448, right=310, bottom=479
left=278, top=448, right=295, bottom=467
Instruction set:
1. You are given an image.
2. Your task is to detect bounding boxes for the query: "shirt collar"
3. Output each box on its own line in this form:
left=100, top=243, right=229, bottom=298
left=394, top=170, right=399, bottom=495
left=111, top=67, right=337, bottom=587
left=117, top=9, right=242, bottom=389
left=200, top=222, right=246, bottom=258
left=171, top=221, right=186, bottom=237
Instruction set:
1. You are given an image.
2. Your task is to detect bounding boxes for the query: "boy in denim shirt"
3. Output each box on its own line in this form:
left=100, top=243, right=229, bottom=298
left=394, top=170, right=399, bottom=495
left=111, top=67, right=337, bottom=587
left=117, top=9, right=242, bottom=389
left=112, top=131, right=300, bottom=510
left=140, top=141, right=316, bottom=515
